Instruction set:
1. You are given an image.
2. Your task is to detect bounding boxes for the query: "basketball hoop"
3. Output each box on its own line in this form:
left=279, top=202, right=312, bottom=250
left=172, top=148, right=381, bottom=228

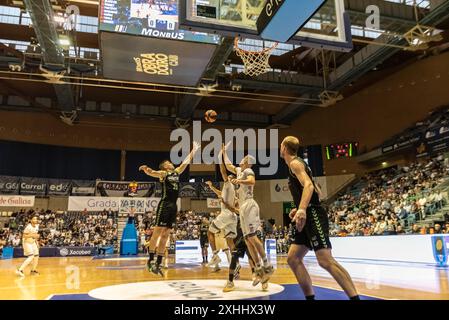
left=234, top=38, right=278, bottom=77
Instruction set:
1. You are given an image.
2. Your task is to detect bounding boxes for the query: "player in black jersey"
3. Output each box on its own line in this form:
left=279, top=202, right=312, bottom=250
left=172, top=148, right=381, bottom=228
left=199, top=216, right=210, bottom=265
left=139, top=141, right=200, bottom=276
left=280, top=136, right=359, bottom=300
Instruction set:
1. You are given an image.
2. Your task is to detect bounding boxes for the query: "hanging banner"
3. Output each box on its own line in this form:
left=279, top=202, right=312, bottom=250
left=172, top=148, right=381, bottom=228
left=68, top=196, right=121, bottom=212
left=179, top=183, right=199, bottom=198
left=96, top=180, right=157, bottom=197
left=71, top=180, right=96, bottom=196
left=207, top=198, right=221, bottom=209
left=0, top=176, right=20, bottom=195
left=47, top=179, right=72, bottom=196
left=0, top=195, right=35, bottom=207
left=19, top=177, right=47, bottom=196
left=68, top=196, right=180, bottom=212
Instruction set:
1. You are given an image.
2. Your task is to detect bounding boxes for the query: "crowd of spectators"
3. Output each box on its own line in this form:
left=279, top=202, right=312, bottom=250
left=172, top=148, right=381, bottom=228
left=0, top=209, right=118, bottom=249
left=328, top=156, right=449, bottom=237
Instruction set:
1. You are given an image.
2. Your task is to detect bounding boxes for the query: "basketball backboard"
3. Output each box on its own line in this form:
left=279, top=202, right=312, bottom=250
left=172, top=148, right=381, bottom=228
left=179, top=0, right=353, bottom=51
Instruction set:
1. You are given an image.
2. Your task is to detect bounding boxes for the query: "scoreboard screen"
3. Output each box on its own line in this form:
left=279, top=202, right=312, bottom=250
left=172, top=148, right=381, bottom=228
left=99, top=0, right=220, bottom=44
left=325, top=143, right=359, bottom=160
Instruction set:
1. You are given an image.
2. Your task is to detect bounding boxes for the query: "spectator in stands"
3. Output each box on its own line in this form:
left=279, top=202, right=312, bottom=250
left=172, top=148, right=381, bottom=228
left=408, top=224, right=419, bottom=235
left=329, top=156, right=449, bottom=236
left=434, top=224, right=442, bottom=234
left=396, top=225, right=406, bottom=235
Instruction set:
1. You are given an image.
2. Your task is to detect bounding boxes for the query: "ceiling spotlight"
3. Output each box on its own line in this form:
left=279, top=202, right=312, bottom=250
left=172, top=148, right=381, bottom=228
left=58, top=36, right=71, bottom=47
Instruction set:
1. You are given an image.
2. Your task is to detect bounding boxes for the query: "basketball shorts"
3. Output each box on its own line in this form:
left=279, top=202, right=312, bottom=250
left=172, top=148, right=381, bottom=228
left=232, top=234, right=247, bottom=259
left=294, top=205, right=332, bottom=251
left=155, top=202, right=177, bottom=228
left=200, top=237, right=209, bottom=249
left=239, top=199, right=261, bottom=237
left=215, top=231, right=228, bottom=250
left=23, top=242, right=39, bottom=257
left=209, top=209, right=238, bottom=239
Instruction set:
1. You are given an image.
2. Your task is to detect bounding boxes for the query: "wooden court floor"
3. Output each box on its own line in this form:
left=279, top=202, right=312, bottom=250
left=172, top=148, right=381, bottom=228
left=1, top=255, right=449, bottom=300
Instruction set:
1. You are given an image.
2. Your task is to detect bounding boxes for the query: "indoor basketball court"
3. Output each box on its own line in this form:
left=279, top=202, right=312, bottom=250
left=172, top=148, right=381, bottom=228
left=1, top=0, right=449, bottom=303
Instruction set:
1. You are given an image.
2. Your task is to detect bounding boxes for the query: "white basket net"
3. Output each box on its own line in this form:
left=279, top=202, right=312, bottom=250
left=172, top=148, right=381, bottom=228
left=234, top=38, right=278, bottom=77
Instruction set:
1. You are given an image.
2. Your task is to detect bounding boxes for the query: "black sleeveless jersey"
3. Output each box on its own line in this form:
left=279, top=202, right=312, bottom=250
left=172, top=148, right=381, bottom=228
left=200, top=223, right=209, bottom=239
left=161, top=171, right=179, bottom=203
left=288, top=157, right=320, bottom=208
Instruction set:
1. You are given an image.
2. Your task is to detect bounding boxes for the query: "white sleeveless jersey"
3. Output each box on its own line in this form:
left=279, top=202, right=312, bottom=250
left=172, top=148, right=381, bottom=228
left=236, top=167, right=255, bottom=204
left=23, top=223, right=39, bottom=244
left=221, top=181, right=235, bottom=211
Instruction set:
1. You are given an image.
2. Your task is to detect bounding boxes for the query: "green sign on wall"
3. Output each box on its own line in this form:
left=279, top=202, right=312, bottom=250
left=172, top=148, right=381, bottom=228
left=283, top=201, right=296, bottom=215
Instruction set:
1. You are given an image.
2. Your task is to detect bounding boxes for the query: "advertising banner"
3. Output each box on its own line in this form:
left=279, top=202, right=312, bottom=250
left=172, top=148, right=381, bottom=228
left=270, top=179, right=291, bottom=202
left=68, top=196, right=180, bottom=212
left=71, top=180, right=96, bottom=196
left=101, top=32, right=217, bottom=86
left=19, top=177, right=47, bottom=196
left=96, top=180, right=156, bottom=197
left=0, top=195, right=35, bottom=207
left=47, top=179, right=72, bottom=196
left=207, top=198, right=221, bottom=209
left=0, top=175, right=20, bottom=195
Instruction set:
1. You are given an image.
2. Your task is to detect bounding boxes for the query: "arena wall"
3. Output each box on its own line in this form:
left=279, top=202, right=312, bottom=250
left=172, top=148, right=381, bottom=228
left=3, top=53, right=448, bottom=179
left=281, top=51, right=449, bottom=175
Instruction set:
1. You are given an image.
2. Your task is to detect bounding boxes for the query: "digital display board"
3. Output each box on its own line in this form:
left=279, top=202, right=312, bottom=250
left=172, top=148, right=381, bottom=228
left=325, top=142, right=359, bottom=160
left=101, top=31, right=217, bottom=86
left=99, top=0, right=220, bottom=44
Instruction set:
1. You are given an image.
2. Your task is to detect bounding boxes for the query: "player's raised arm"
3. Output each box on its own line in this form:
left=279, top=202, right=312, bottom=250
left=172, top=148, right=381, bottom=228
left=230, top=174, right=255, bottom=186
left=205, top=181, right=221, bottom=198
left=139, top=165, right=167, bottom=179
left=222, top=143, right=237, bottom=174
left=175, top=141, right=200, bottom=175
left=218, top=146, right=230, bottom=182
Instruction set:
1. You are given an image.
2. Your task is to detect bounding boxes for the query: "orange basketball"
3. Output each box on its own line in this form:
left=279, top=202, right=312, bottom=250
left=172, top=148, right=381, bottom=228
left=204, top=109, right=217, bottom=123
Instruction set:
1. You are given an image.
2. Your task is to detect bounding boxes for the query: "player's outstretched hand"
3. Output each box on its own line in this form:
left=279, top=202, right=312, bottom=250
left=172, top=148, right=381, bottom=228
left=193, top=141, right=201, bottom=153
left=230, top=178, right=239, bottom=185
left=205, top=181, right=212, bottom=187
left=139, top=165, right=148, bottom=172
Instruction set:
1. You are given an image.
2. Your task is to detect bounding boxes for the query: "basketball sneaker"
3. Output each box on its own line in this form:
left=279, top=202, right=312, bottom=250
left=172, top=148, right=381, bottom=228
left=151, top=263, right=164, bottom=277
left=252, top=268, right=264, bottom=286
left=262, top=282, right=268, bottom=291
left=223, top=281, right=235, bottom=293
left=16, top=269, right=25, bottom=277
left=146, top=259, right=154, bottom=273
left=261, top=265, right=274, bottom=284
left=208, top=254, right=221, bottom=267
left=211, top=264, right=221, bottom=273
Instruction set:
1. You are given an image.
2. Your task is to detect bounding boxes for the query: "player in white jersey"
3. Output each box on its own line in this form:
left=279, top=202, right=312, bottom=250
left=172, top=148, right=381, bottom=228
left=16, top=215, right=40, bottom=277
left=207, top=148, right=238, bottom=268
left=223, top=144, right=274, bottom=286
